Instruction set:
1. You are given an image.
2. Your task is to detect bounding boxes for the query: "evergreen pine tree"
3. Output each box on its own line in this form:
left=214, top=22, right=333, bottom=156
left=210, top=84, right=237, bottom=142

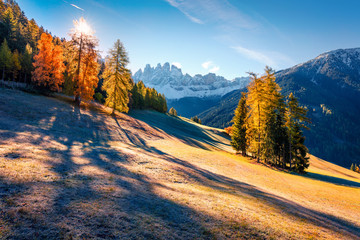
left=285, top=93, right=310, bottom=171
left=350, top=163, right=355, bottom=171
left=262, top=67, right=287, bottom=165
left=11, top=49, right=21, bottom=81
left=0, top=39, right=12, bottom=80
left=292, top=123, right=309, bottom=172
left=21, top=43, right=32, bottom=84
left=231, top=92, right=248, bottom=156
left=102, top=39, right=133, bottom=113
left=169, top=107, right=177, bottom=117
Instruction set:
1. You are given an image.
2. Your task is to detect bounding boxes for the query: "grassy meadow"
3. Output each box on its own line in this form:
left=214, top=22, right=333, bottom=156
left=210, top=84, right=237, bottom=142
left=0, top=87, right=359, bottom=239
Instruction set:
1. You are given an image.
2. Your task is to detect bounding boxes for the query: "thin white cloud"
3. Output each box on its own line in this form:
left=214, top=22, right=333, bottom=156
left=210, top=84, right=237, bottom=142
left=172, top=62, right=182, bottom=68
left=164, top=0, right=256, bottom=29
left=202, top=61, right=220, bottom=73
left=202, top=61, right=213, bottom=69
left=232, top=46, right=275, bottom=66
left=209, top=66, right=220, bottom=73
left=62, top=0, right=85, bottom=11
left=232, top=46, right=295, bottom=68
left=183, top=12, right=203, bottom=24
left=70, top=4, right=84, bottom=11
left=165, top=0, right=204, bottom=24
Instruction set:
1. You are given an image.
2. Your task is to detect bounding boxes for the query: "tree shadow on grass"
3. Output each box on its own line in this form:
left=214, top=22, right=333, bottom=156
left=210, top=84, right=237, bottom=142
left=300, top=172, right=360, bottom=188
left=129, top=110, right=229, bottom=151
left=0, top=92, right=239, bottom=239
left=138, top=146, right=360, bottom=239
left=0, top=89, right=359, bottom=239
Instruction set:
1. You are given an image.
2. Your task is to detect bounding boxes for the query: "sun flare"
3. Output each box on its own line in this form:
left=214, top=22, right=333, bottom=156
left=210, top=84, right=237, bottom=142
left=74, top=17, right=92, bottom=35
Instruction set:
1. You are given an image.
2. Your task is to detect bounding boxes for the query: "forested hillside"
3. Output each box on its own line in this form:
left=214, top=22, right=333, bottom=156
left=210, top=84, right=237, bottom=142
left=200, top=48, right=360, bottom=168
left=0, top=0, right=49, bottom=83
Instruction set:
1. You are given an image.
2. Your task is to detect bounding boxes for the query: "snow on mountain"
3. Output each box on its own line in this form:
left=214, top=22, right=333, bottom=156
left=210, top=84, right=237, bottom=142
left=277, top=48, right=360, bottom=90
left=133, top=63, right=250, bottom=99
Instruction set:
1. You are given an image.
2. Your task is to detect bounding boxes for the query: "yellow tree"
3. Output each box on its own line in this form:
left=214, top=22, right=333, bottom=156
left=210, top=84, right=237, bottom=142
left=246, top=72, right=266, bottom=162
left=69, top=17, right=99, bottom=104
left=102, top=39, right=133, bottom=113
left=262, top=67, right=286, bottom=163
left=0, top=39, right=12, bottom=80
left=32, top=33, right=65, bottom=91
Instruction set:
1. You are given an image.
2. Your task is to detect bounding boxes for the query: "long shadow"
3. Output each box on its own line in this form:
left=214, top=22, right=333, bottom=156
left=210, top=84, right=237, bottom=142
left=137, top=145, right=360, bottom=239
left=0, top=91, right=226, bottom=239
left=301, top=172, right=360, bottom=188
left=1, top=89, right=359, bottom=239
left=129, top=110, right=229, bottom=151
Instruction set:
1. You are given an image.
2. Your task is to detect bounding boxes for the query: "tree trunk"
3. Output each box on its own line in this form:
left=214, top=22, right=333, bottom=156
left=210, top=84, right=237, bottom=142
left=75, top=33, right=83, bottom=106
left=75, top=95, right=81, bottom=106
left=257, top=112, right=261, bottom=163
left=289, top=136, right=292, bottom=170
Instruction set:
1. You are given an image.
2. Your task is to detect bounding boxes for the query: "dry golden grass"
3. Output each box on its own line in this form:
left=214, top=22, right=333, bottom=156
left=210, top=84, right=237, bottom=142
left=0, top=87, right=359, bottom=239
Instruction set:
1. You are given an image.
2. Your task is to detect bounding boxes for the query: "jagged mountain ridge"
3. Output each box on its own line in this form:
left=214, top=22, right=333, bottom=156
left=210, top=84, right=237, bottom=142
left=133, top=62, right=250, bottom=99
left=199, top=47, right=360, bottom=167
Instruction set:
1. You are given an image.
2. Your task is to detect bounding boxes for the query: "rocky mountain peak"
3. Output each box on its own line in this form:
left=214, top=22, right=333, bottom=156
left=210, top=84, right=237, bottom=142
left=132, top=63, right=250, bottom=99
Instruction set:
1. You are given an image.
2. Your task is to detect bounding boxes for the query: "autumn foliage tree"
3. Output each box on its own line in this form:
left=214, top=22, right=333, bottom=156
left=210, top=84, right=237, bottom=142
left=231, top=67, right=310, bottom=172
left=32, top=33, right=65, bottom=91
left=246, top=72, right=266, bottom=162
left=168, top=107, right=177, bottom=117
left=102, top=39, right=133, bottom=113
left=69, top=17, right=99, bottom=104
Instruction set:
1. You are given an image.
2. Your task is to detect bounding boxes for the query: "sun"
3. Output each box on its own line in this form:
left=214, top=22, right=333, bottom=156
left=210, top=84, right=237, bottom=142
left=74, top=17, right=92, bottom=35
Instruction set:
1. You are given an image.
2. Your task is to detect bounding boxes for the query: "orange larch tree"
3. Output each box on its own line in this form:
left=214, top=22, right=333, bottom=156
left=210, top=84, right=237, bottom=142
left=75, top=47, right=99, bottom=101
left=32, top=33, right=65, bottom=91
left=69, top=17, right=99, bottom=104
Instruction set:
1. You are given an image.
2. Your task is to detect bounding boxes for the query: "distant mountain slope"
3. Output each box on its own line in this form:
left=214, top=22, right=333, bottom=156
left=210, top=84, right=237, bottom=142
left=199, top=89, right=246, bottom=127
left=166, top=97, right=220, bottom=118
left=199, top=48, right=360, bottom=167
left=133, top=62, right=249, bottom=99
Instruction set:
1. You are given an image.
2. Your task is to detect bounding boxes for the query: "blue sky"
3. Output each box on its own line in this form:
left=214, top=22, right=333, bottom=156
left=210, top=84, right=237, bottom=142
left=19, top=0, right=360, bottom=79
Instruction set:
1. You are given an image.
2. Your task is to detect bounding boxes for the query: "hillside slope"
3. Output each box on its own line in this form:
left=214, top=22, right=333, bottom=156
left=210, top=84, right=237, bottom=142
left=0, top=88, right=360, bottom=239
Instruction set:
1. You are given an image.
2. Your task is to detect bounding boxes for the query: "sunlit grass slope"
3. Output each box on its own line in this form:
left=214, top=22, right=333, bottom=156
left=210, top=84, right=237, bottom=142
left=0, top=88, right=359, bottom=239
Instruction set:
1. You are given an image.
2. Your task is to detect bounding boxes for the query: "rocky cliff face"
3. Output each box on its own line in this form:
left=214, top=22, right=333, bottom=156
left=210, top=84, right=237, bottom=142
left=133, top=62, right=249, bottom=99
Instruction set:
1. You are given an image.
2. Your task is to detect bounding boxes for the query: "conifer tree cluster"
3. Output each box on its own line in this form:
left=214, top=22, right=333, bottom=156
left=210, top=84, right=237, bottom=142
left=0, top=0, right=49, bottom=83
left=230, top=67, right=310, bottom=172
left=168, top=107, right=177, bottom=117
left=350, top=163, right=360, bottom=173
left=191, top=116, right=201, bottom=124
left=131, top=80, right=167, bottom=113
